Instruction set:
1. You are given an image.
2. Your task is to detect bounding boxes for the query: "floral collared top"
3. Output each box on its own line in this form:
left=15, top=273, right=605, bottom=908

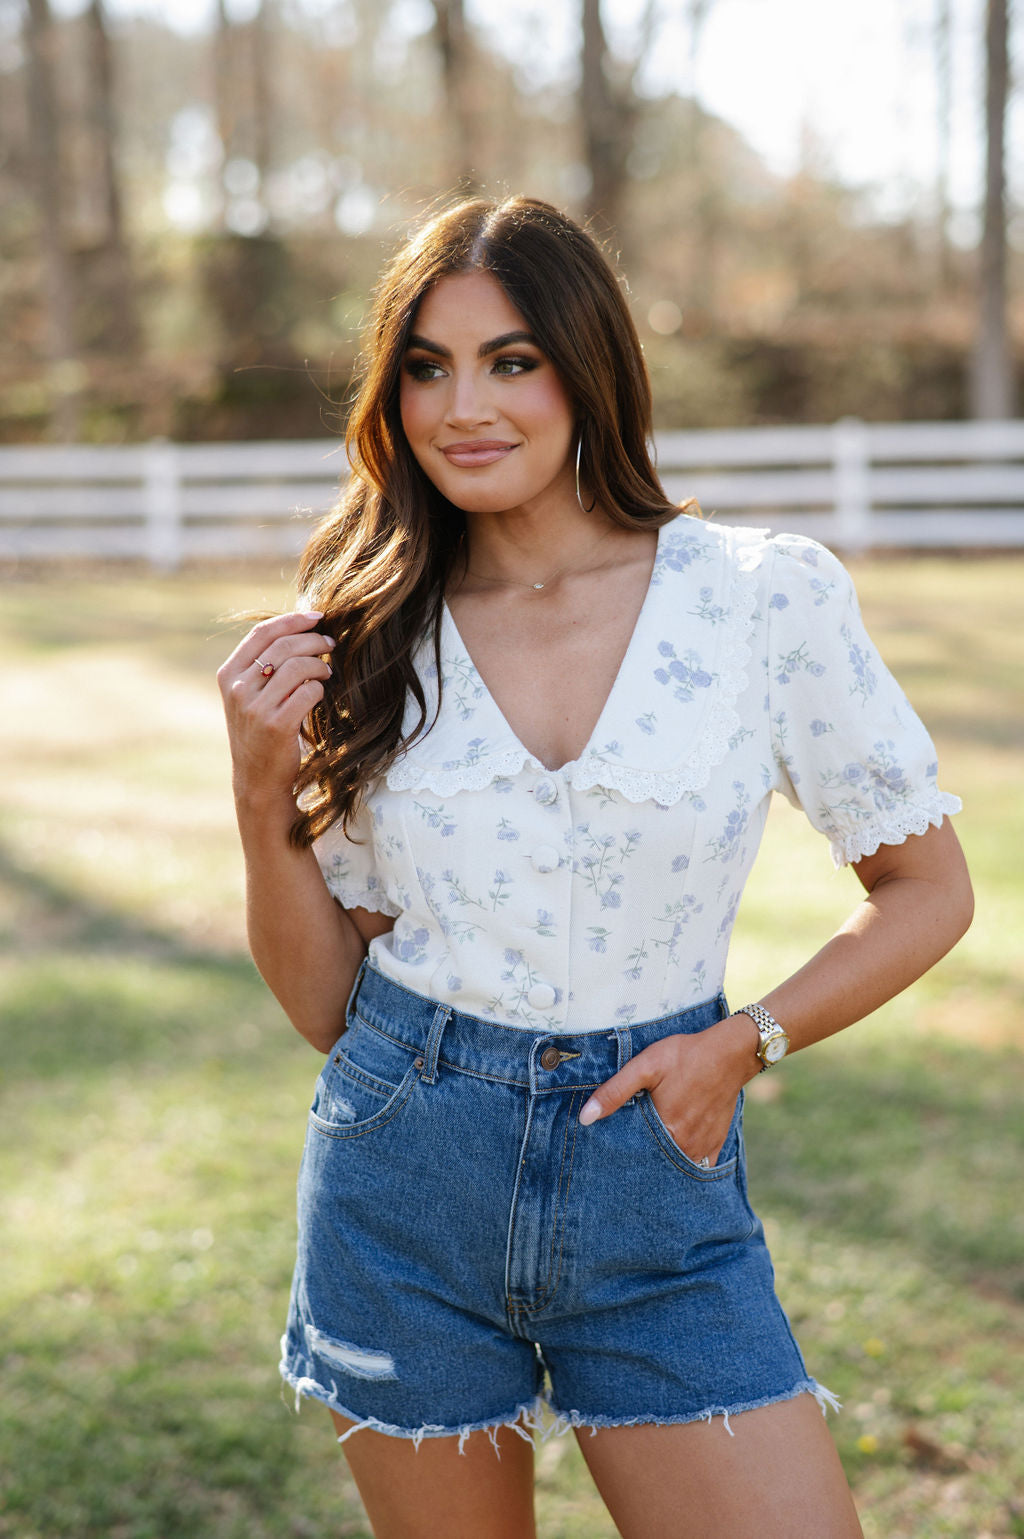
left=312, top=516, right=960, bottom=1034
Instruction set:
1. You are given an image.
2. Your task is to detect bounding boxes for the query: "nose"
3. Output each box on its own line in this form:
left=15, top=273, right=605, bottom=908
left=445, top=368, right=498, bottom=430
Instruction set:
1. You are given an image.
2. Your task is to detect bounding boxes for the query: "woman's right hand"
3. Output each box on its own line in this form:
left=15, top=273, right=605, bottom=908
left=217, top=610, right=336, bottom=803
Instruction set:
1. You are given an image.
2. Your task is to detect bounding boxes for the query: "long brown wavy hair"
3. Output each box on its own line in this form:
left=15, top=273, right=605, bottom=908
left=292, top=194, right=692, bottom=845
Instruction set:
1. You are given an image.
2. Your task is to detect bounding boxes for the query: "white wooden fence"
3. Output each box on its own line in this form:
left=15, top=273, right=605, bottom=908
left=2, top=418, right=1023, bottom=568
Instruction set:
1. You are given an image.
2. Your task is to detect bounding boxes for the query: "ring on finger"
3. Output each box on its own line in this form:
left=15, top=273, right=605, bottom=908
left=254, top=656, right=275, bottom=679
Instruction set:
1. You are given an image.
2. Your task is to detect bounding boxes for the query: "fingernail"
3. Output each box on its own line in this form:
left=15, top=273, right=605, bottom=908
left=323, top=635, right=337, bottom=648
left=579, top=1098, right=601, bottom=1126
left=303, top=609, right=324, bottom=620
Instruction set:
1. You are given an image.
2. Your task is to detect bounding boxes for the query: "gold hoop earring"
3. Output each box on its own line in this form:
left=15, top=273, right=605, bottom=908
left=575, top=431, right=596, bottom=514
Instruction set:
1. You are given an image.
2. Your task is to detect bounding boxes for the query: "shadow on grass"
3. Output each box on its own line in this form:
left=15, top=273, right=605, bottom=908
left=0, top=832, right=288, bottom=1083
left=0, top=837, right=243, bottom=965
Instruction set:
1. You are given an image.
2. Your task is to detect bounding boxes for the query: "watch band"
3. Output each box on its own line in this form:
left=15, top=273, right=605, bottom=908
left=738, top=1002, right=789, bottom=1071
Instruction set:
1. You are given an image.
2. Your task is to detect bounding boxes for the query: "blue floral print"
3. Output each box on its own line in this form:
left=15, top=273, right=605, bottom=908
left=653, top=641, right=714, bottom=703
left=443, top=652, right=486, bottom=722
left=691, top=586, right=727, bottom=624
left=311, top=518, right=960, bottom=1032
left=705, top=781, right=751, bottom=863
left=414, top=800, right=456, bottom=837
left=774, top=641, right=826, bottom=686
left=843, top=624, right=878, bottom=703
left=392, top=923, right=430, bottom=965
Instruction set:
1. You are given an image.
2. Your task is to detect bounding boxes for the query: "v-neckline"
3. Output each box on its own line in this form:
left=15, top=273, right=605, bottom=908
left=441, top=523, right=664, bottom=774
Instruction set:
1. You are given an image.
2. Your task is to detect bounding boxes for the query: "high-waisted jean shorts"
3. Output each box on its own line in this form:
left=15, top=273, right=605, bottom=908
left=279, top=962, right=836, bottom=1449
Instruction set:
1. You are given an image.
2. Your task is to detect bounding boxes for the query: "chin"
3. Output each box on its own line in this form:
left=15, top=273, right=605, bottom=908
left=439, top=484, right=532, bottom=515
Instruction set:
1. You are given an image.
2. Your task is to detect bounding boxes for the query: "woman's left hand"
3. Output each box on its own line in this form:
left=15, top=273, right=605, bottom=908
left=577, top=1015, right=759, bottom=1167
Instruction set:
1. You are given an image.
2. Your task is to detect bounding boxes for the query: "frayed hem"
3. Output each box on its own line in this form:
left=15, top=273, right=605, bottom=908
left=280, top=1354, right=840, bottom=1454
left=545, top=1379, right=842, bottom=1441
left=279, top=1357, right=545, bottom=1456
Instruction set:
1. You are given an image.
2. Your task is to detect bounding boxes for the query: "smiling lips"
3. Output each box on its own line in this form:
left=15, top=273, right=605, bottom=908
left=439, top=441, right=518, bottom=468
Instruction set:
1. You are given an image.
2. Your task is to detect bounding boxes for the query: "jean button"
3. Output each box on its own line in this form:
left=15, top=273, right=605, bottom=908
left=539, top=1045, right=561, bottom=1070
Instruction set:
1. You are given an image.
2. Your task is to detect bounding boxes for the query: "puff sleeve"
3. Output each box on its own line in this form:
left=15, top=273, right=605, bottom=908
left=311, top=799, right=401, bottom=917
left=765, top=534, right=961, bottom=868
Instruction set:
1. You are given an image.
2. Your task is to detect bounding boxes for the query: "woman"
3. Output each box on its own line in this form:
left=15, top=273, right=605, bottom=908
left=218, top=196, right=972, bottom=1539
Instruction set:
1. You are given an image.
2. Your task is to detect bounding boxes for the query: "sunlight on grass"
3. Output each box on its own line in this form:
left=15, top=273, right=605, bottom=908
left=1, top=557, right=1022, bottom=1538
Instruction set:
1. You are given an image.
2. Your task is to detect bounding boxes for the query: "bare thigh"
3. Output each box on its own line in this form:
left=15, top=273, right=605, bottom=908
left=328, top=1409, right=536, bottom=1539
left=574, top=1392, right=863, bottom=1539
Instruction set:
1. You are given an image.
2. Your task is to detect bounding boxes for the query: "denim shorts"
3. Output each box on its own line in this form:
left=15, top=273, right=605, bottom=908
left=279, top=961, right=836, bottom=1448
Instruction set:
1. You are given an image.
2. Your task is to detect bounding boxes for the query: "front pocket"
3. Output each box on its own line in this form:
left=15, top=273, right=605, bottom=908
left=309, top=1018, right=421, bottom=1136
left=638, top=1089, right=742, bottom=1180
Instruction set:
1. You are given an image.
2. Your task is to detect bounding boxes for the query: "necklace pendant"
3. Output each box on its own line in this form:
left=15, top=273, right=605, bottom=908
left=532, top=582, right=545, bottom=590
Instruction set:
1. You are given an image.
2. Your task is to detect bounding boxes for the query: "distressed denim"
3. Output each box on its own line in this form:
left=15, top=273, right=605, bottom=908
left=280, top=961, right=837, bottom=1449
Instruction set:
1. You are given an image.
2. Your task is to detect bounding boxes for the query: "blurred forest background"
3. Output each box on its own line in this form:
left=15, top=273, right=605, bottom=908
left=2, top=0, right=1021, bottom=448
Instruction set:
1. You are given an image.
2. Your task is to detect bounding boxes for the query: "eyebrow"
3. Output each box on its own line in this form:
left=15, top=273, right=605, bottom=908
left=405, top=330, right=538, bottom=359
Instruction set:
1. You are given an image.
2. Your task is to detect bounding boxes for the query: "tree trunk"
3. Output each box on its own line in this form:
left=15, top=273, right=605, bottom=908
left=250, top=0, right=273, bottom=201
left=212, top=0, right=236, bottom=227
left=23, top=0, right=81, bottom=440
left=85, top=0, right=141, bottom=352
left=579, top=0, right=630, bottom=236
left=970, top=0, right=1015, bottom=418
left=432, top=0, right=477, bottom=193
left=934, top=0, right=953, bottom=288
left=685, top=0, right=717, bottom=317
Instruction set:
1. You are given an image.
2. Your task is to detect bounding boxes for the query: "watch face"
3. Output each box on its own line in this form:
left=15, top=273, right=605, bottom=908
left=764, top=1033, right=789, bottom=1063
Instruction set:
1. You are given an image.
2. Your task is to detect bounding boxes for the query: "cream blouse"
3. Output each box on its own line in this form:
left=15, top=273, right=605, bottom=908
left=312, top=516, right=960, bottom=1034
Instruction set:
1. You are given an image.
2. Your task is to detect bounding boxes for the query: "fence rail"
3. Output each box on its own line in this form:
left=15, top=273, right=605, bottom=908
left=2, top=418, right=1024, bottom=567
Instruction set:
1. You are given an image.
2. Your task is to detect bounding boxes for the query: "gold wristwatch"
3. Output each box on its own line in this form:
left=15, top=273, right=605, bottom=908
left=738, top=1002, right=790, bottom=1072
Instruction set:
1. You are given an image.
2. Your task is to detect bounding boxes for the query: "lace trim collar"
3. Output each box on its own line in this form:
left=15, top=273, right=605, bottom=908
left=385, top=517, right=767, bottom=806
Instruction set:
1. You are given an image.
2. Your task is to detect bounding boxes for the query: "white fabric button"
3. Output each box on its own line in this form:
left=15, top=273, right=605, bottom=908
left=528, top=983, right=557, bottom=1010
left=534, top=777, right=558, bottom=806
left=531, top=845, right=561, bottom=874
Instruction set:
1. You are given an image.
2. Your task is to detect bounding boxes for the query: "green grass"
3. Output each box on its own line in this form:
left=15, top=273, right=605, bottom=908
left=1, top=557, right=1022, bottom=1539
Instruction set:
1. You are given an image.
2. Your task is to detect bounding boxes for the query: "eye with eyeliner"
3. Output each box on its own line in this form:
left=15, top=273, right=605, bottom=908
left=403, top=358, right=446, bottom=382
left=492, top=354, right=538, bottom=376
left=402, top=352, right=540, bottom=382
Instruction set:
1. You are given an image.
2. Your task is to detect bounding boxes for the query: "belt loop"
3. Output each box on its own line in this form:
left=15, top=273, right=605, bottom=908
left=344, top=956, right=368, bottom=1023
left=419, top=1003, right=451, bottom=1085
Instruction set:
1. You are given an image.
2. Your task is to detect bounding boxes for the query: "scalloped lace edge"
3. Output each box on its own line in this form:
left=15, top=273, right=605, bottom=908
left=323, top=882, right=402, bottom=918
left=386, top=744, right=534, bottom=795
left=828, top=792, right=962, bottom=868
left=385, top=528, right=763, bottom=805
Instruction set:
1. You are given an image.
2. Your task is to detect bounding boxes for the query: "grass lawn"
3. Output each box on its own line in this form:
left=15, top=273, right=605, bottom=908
left=0, top=553, right=1021, bottom=1539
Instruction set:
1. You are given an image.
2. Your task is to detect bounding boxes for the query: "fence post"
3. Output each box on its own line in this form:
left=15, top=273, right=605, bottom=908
left=143, top=439, right=182, bottom=570
left=832, top=416, right=871, bottom=554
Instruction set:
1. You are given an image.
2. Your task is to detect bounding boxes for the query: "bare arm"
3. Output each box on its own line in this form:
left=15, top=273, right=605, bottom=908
left=578, top=817, right=974, bottom=1159
left=218, top=610, right=394, bottom=1053
left=751, top=816, right=973, bottom=1059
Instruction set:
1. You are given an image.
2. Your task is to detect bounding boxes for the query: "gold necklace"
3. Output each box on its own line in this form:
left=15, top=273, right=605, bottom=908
left=463, top=524, right=617, bottom=592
